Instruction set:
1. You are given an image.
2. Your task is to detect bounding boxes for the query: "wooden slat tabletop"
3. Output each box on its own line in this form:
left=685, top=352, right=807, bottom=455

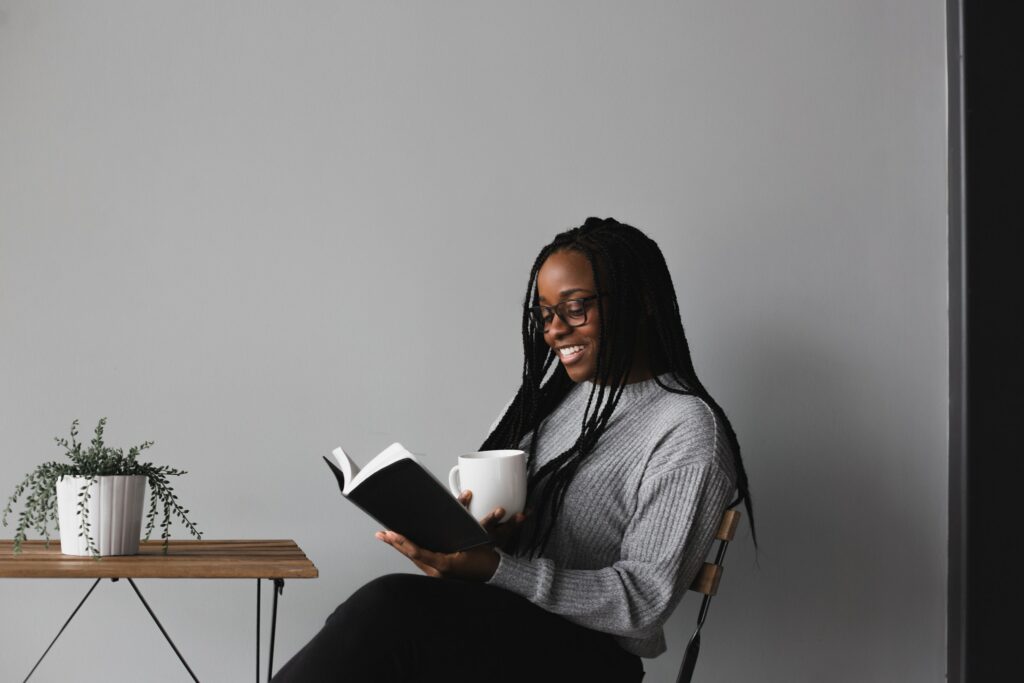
left=0, top=540, right=318, bottom=579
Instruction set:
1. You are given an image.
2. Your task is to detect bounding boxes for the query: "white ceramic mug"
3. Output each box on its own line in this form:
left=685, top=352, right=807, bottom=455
left=448, top=450, right=527, bottom=524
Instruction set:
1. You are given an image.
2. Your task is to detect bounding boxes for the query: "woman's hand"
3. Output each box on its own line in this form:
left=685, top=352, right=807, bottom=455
left=373, top=490, right=530, bottom=581
left=374, top=528, right=500, bottom=581
left=456, top=490, right=530, bottom=552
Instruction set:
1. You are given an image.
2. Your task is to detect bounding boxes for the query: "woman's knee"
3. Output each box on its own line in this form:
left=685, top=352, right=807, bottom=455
left=327, top=573, right=433, bottom=628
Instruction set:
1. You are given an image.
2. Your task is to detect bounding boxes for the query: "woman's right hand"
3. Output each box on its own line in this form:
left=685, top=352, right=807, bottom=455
left=457, top=489, right=529, bottom=552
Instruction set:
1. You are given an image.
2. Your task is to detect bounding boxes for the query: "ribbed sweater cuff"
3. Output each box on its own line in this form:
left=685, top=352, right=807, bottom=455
left=485, top=547, right=537, bottom=593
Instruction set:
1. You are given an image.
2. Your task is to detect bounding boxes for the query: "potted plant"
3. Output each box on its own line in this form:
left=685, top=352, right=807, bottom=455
left=2, top=417, right=201, bottom=558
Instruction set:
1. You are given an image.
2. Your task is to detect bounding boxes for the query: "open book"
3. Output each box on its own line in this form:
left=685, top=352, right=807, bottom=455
left=323, top=443, right=492, bottom=554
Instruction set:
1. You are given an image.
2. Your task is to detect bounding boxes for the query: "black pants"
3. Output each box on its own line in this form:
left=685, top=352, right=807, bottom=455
left=271, top=573, right=645, bottom=682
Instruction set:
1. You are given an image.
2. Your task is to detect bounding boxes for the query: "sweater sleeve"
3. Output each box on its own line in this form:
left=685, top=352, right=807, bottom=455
left=483, top=458, right=735, bottom=639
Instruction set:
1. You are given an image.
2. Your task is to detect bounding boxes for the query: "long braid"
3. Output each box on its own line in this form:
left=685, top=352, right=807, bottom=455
left=632, top=227, right=758, bottom=545
left=480, top=217, right=757, bottom=558
left=525, top=234, right=637, bottom=556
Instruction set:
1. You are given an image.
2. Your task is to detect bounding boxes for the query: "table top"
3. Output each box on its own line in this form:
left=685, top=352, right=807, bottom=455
left=0, top=539, right=319, bottom=579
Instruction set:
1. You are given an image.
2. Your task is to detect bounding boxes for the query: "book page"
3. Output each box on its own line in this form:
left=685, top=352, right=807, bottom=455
left=330, top=447, right=359, bottom=495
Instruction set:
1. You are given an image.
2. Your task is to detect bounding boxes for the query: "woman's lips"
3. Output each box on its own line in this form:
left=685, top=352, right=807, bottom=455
left=558, top=345, right=585, bottom=365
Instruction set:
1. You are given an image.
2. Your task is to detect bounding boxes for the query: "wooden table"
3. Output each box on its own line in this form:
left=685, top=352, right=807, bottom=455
left=0, top=539, right=318, bottom=683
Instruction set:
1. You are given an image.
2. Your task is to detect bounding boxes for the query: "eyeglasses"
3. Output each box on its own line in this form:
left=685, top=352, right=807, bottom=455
left=526, top=295, right=603, bottom=330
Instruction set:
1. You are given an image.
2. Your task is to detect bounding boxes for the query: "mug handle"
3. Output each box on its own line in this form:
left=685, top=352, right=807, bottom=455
left=448, top=465, right=461, bottom=498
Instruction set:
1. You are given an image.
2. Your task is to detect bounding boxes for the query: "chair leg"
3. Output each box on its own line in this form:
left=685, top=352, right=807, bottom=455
left=676, top=630, right=701, bottom=683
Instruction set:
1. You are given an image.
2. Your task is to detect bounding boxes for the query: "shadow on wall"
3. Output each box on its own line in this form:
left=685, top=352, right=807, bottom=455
left=670, top=322, right=942, bottom=682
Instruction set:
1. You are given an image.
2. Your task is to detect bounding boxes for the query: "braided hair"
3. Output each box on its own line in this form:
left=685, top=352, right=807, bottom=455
left=479, top=217, right=756, bottom=559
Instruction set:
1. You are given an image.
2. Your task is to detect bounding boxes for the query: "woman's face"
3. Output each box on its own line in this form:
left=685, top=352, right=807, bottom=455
left=535, top=249, right=605, bottom=383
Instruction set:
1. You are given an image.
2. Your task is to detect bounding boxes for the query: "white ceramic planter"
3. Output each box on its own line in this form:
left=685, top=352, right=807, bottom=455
left=56, top=475, right=146, bottom=556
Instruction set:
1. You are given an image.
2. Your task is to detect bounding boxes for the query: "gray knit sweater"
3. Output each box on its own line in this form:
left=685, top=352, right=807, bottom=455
left=482, top=372, right=737, bottom=658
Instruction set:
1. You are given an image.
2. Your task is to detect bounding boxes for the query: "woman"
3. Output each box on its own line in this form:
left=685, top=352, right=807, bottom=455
left=272, top=217, right=755, bottom=682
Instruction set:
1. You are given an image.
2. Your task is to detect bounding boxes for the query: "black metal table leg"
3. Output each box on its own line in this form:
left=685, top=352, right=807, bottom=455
left=256, top=579, right=262, bottom=683
left=267, top=578, right=284, bottom=682
left=25, top=574, right=277, bottom=682
left=23, top=577, right=102, bottom=682
left=127, top=578, right=200, bottom=682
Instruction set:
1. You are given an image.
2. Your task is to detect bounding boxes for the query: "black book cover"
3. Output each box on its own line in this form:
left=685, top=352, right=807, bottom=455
left=323, top=456, right=492, bottom=554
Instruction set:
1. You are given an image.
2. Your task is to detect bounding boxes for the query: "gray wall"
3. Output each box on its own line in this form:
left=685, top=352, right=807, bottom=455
left=0, top=2, right=948, bottom=681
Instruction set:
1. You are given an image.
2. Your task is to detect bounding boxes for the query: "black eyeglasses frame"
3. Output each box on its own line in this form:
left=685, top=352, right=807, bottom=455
left=525, top=294, right=606, bottom=330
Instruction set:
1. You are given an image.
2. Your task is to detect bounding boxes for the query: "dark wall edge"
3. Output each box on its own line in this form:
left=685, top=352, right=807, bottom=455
left=946, top=0, right=966, bottom=681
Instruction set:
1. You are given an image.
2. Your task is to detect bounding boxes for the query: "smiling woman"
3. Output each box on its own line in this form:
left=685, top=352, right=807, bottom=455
left=534, top=253, right=606, bottom=382
left=531, top=248, right=658, bottom=385
left=271, top=217, right=755, bottom=682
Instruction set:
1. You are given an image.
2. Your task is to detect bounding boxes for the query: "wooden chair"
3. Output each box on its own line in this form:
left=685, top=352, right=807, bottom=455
left=675, top=508, right=741, bottom=683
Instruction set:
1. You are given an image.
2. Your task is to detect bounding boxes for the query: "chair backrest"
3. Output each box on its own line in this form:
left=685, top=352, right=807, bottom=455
left=676, top=508, right=741, bottom=683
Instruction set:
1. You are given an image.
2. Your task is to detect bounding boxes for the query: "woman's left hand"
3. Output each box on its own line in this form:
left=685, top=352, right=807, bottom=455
left=374, top=508, right=506, bottom=581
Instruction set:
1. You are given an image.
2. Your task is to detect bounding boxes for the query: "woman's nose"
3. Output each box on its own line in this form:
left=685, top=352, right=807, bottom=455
left=547, top=311, right=572, bottom=337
